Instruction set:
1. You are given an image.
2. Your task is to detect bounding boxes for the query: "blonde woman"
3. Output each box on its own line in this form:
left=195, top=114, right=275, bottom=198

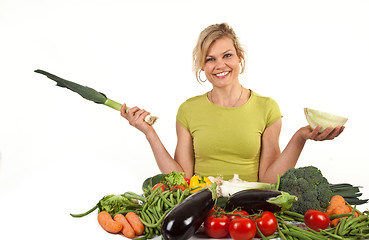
left=121, top=23, right=344, bottom=183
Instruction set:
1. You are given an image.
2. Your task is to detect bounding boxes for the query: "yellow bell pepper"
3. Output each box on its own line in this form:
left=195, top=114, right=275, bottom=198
left=189, top=175, right=212, bottom=193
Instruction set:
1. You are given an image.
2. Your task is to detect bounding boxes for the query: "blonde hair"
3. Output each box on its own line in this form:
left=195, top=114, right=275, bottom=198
left=193, top=23, right=246, bottom=83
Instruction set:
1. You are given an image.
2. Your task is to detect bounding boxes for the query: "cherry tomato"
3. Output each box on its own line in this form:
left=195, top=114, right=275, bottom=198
left=204, top=215, right=230, bottom=238
left=152, top=183, right=167, bottom=192
left=228, top=210, right=249, bottom=221
left=229, top=217, right=256, bottom=240
left=254, top=211, right=278, bottom=237
left=170, top=185, right=186, bottom=191
left=304, top=209, right=330, bottom=231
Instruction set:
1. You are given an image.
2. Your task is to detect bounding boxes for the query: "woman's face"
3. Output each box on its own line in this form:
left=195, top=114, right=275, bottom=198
left=203, top=36, right=241, bottom=88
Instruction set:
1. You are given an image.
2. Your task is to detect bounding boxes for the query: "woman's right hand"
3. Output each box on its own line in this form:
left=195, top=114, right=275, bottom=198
left=120, top=103, right=153, bottom=135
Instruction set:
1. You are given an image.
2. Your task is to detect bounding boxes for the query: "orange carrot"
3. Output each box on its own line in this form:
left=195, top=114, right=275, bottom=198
left=330, top=206, right=349, bottom=227
left=326, top=195, right=346, bottom=215
left=125, top=212, right=145, bottom=236
left=113, top=213, right=136, bottom=239
left=97, top=211, right=123, bottom=234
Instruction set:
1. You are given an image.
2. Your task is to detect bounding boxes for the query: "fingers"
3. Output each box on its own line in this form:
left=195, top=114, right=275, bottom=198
left=312, top=126, right=345, bottom=141
left=120, top=104, right=151, bottom=126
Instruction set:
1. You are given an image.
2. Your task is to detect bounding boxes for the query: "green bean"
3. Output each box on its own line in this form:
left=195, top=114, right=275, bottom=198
left=123, top=191, right=146, bottom=202
left=281, top=229, right=313, bottom=240
left=277, top=226, right=288, bottom=240
left=139, top=209, right=172, bottom=228
left=288, top=225, right=325, bottom=240
left=149, top=195, right=160, bottom=207
left=279, top=221, right=294, bottom=240
left=70, top=204, right=98, bottom=218
left=176, top=188, right=181, bottom=201
left=160, top=193, right=174, bottom=208
left=283, top=211, right=305, bottom=219
left=345, top=214, right=368, bottom=229
left=337, top=217, right=347, bottom=236
left=329, top=213, right=352, bottom=220
left=142, top=187, right=161, bottom=212
left=321, top=229, right=344, bottom=239
left=147, top=207, right=159, bottom=222
left=178, top=189, right=189, bottom=203
left=170, top=193, right=175, bottom=205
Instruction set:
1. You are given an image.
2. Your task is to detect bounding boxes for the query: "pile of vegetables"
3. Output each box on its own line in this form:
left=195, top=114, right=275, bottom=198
left=71, top=167, right=368, bottom=240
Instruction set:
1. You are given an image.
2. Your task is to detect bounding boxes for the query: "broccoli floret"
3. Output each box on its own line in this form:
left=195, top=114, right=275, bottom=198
left=279, top=166, right=332, bottom=215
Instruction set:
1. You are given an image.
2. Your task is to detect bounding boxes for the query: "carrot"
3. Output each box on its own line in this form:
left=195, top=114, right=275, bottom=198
left=125, top=212, right=145, bottom=236
left=329, top=195, right=346, bottom=207
left=113, top=213, right=136, bottom=239
left=326, top=195, right=346, bottom=215
left=97, top=211, right=123, bottom=234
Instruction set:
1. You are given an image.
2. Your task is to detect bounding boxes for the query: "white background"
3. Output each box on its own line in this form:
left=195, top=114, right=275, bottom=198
left=1, top=0, right=368, bottom=239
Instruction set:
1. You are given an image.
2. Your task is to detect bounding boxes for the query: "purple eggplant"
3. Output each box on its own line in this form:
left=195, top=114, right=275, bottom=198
left=161, top=185, right=216, bottom=240
left=225, top=189, right=297, bottom=213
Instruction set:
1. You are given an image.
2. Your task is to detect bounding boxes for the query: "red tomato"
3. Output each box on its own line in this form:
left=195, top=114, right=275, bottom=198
left=229, top=217, right=256, bottom=240
left=254, top=211, right=278, bottom=237
left=228, top=210, right=249, bottom=221
left=170, top=185, right=186, bottom=191
left=204, top=215, right=230, bottom=238
left=152, top=183, right=167, bottom=192
left=304, top=209, right=330, bottom=231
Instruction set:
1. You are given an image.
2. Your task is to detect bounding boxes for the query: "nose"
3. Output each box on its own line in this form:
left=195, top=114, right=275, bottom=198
left=215, top=59, right=226, bottom=70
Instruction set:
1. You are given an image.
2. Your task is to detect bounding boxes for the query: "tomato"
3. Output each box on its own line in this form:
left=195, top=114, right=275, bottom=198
left=204, top=215, right=230, bottom=238
left=229, top=217, right=256, bottom=240
left=170, top=185, right=186, bottom=191
left=228, top=210, right=249, bottom=221
left=152, top=183, right=167, bottom=192
left=254, top=211, right=278, bottom=237
left=304, top=209, right=330, bottom=231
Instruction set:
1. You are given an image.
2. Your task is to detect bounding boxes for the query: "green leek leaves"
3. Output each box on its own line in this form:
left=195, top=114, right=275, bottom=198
left=35, top=69, right=158, bottom=125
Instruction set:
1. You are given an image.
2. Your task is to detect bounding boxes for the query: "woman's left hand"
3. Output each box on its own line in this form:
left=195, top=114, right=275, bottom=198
left=299, top=125, right=345, bottom=141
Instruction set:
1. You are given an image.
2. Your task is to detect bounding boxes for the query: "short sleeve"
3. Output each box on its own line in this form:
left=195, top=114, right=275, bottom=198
left=266, top=98, right=282, bottom=127
left=176, top=101, right=190, bottom=131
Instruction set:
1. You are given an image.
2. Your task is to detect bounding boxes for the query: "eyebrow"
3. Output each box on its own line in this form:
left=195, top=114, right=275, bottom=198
left=206, top=49, right=233, bottom=58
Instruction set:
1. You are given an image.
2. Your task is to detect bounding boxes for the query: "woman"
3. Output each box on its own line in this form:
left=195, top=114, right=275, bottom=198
left=121, top=23, right=344, bottom=183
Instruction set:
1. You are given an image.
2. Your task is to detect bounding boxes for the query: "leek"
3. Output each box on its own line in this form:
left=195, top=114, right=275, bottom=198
left=34, top=70, right=158, bottom=125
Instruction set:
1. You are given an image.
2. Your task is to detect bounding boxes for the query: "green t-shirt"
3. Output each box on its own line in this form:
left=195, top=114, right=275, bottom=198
left=176, top=90, right=282, bottom=181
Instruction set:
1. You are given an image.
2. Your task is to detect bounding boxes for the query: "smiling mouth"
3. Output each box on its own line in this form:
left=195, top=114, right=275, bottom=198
left=215, top=71, right=230, bottom=77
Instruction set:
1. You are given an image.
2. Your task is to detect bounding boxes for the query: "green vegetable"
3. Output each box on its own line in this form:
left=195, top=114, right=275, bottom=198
left=278, top=166, right=332, bottom=215
left=161, top=171, right=188, bottom=189
left=304, top=108, right=347, bottom=133
left=277, top=210, right=369, bottom=239
left=139, top=186, right=191, bottom=238
left=34, top=69, right=158, bottom=125
left=70, top=193, right=143, bottom=218
left=330, top=183, right=368, bottom=205
left=142, top=173, right=167, bottom=192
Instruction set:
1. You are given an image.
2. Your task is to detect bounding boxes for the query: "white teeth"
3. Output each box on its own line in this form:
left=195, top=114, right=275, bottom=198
left=216, top=72, right=229, bottom=77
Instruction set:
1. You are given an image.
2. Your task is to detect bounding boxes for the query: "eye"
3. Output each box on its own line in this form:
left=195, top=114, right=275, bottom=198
left=205, top=57, right=215, bottom=62
left=224, top=53, right=232, bottom=58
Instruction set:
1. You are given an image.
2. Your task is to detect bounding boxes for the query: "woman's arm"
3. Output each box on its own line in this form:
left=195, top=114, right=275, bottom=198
left=259, top=119, right=344, bottom=183
left=120, top=104, right=194, bottom=177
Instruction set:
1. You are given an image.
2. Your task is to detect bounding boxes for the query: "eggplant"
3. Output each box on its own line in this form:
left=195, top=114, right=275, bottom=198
left=225, top=189, right=297, bottom=213
left=161, top=185, right=216, bottom=240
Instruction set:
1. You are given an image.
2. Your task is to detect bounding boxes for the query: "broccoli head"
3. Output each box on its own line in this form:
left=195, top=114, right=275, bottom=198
left=279, top=166, right=332, bottom=215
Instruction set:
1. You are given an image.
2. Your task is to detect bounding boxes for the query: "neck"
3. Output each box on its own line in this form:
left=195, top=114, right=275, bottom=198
left=210, top=84, right=244, bottom=107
